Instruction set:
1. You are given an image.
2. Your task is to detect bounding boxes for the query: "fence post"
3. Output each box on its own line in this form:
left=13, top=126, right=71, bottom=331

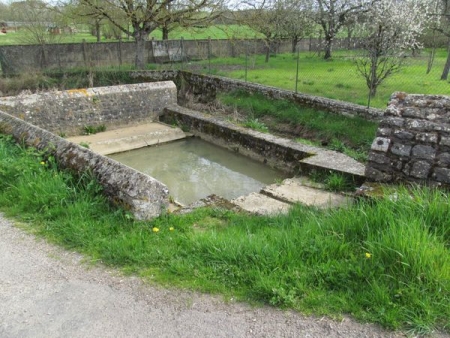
left=295, top=43, right=300, bottom=93
left=245, top=42, right=248, bottom=82
left=180, top=37, right=184, bottom=71
left=118, top=36, right=122, bottom=69
left=209, top=37, right=212, bottom=74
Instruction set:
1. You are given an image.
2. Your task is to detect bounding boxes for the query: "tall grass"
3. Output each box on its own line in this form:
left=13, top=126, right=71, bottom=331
left=0, top=134, right=449, bottom=334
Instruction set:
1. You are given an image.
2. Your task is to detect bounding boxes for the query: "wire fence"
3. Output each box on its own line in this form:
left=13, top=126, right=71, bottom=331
left=1, top=38, right=449, bottom=108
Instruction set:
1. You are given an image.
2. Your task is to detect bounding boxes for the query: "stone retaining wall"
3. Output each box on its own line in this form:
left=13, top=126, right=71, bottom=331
left=0, top=81, right=177, bottom=136
left=0, top=110, right=169, bottom=220
left=178, top=72, right=384, bottom=121
left=365, top=92, right=450, bottom=186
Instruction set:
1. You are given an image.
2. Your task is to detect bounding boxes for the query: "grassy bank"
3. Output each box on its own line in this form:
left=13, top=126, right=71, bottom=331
left=218, top=90, right=378, bottom=162
left=0, top=134, right=448, bottom=335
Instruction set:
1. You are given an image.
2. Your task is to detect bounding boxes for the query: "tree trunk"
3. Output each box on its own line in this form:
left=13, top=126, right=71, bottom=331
left=135, top=35, right=147, bottom=69
left=291, top=37, right=298, bottom=53
left=265, top=43, right=270, bottom=63
left=324, top=34, right=333, bottom=60
left=162, top=26, right=169, bottom=40
left=440, top=39, right=450, bottom=80
left=96, top=21, right=101, bottom=42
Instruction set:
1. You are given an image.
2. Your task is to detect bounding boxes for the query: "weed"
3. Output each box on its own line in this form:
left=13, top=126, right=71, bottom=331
left=243, top=118, right=269, bottom=132
left=79, top=142, right=90, bottom=148
left=82, top=125, right=106, bottom=135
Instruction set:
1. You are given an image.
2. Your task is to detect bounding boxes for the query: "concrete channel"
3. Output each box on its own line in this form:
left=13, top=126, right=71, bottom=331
left=68, top=108, right=364, bottom=215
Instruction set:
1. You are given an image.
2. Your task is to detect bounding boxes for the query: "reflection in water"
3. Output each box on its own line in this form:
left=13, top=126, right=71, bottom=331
left=110, top=137, right=286, bottom=205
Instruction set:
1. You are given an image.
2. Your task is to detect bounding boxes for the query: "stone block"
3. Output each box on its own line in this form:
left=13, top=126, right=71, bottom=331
left=393, top=129, right=414, bottom=140
left=433, top=167, right=450, bottom=184
left=371, top=137, right=391, bottom=152
left=437, top=152, right=450, bottom=166
left=410, top=161, right=431, bottom=179
left=381, top=117, right=404, bottom=128
left=415, top=132, right=438, bottom=144
left=390, top=143, right=412, bottom=157
left=440, top=136, right=450, bottom=147
left=364, top=166, right=392, bottom=182
left=368, top=152, right=390, bottom=164
left=402, top=107, right=425, bottom=119
left=411, top=145, right=436, bottom=161
left=377, top=128, right=392, bottom=137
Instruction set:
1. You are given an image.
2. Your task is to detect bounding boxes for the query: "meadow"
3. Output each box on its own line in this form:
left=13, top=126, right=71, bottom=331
left=198, top=49, right=450, bottom=109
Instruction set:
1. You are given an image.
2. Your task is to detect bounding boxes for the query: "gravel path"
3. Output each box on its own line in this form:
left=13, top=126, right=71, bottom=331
left=0, top=213, right=446, bottom=338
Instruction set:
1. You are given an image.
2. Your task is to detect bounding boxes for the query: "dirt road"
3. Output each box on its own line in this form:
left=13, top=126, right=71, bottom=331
left=0, top=213, right=443, bottom=338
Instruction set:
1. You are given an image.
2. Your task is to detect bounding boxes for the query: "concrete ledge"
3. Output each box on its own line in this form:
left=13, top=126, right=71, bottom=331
left=0, top=110, right=169, bottom=220
left=67, top=122, right=186, bottom=155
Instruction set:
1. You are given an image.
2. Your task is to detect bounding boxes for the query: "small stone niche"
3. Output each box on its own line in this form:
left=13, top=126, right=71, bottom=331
left=365, top=92, right=450, bottom=186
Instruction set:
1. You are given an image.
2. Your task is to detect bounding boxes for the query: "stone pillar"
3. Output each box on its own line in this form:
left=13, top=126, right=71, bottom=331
left=365, top=92, right=450, bottom=186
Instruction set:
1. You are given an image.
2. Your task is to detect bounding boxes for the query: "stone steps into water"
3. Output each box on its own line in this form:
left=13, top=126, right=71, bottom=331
left=231, top=177, right=351, bottom=215
left=67, top=122, right=186, bottom=155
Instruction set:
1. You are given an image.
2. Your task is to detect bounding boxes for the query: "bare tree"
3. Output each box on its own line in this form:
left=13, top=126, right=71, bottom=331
left=354, top=0, right=431, bottom=97
left=71, top=0, right=224, bottom=69
left=237, top=0, right=285, bottom=63
left=10, top=0, right=64, bottom=45
left=314, top=0, right=374, bottom=59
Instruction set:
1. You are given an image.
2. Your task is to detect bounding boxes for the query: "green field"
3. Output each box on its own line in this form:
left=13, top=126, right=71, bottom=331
left=195, top=49, right=450, bottom=108
left=0, top=24, right=259, bottom=46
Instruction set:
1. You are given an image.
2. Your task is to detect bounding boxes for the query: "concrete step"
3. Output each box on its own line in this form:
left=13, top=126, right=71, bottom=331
left=231, top=192, right=291, bottom=216
left=67, top=122, right=186, bottom=155
left=262, top=177, right=351, bottom=208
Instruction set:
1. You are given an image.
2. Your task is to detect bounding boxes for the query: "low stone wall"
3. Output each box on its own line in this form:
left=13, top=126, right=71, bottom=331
left=365, top=92, right=450, bottom=186
left=178, top=72, right=384, bottom=121
left=0, top=81, right=177, bottom=136
left=0, top=110, right=169, bottom=220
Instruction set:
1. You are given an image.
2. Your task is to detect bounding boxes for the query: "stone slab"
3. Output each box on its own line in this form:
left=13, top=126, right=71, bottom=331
left=262, top=177, right=351, bottom=208
left=67, top=122, right=186, bottom=155
left=299, top=150, right=366, bottom=178
left=231, top=192, right=291, bottom=216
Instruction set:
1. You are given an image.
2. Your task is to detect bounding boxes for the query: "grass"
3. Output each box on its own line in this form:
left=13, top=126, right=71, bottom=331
left=218, top=90, right=378, bottom=162
left=0, top=25, right=260, bottom=46
left=0, top=133, right=449, bottom=335
left=194, top=49, right=450, bottom=109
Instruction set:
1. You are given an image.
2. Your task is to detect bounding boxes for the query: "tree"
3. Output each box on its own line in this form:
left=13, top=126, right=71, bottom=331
left=274, top=0, right=315, bottom=53
left=236, top=0, right=285, bottom=63
left=9, top=0, right=64, bottom=45
left=354, top=0, right=431, bottom=97
left=73, top=0, right=224, bottom=69
left=313, top=0, right=374, bottom=59
left=432, top=0, right=450, bottom=80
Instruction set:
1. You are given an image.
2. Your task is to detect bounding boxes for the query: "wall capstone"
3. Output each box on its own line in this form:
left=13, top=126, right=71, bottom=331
left=0, top=110, right=169, bottom=220
left=365, top=92, right=450, bottom=186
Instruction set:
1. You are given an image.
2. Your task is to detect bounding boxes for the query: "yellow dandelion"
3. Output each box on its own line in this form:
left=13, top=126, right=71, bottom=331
left=169, top=227, right=174, bottom=231
left=152, top=227, right=159, bottom=233
left=365, top=252, right=372, bottom=259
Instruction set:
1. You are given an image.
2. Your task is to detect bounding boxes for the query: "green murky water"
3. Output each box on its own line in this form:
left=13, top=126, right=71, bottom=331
left=110, top=137, right=286, bottom=205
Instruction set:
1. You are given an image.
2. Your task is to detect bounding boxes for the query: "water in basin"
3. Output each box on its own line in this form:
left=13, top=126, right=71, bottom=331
left=109, top=137, right=286, bottom=205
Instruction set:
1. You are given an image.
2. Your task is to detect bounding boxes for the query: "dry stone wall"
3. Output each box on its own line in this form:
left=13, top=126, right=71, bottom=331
left=365, top=92, right=450, bottom=186
left=0, top=110, right=169, bottom=220
left=0, top=82, right=177, bottom=136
